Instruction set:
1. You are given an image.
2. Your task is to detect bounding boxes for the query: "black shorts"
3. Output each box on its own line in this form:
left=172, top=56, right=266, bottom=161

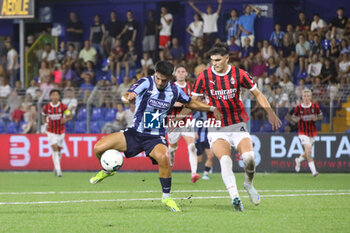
left=123, top=128, right=168, bottom=164
left=195, top=140, right=210, bottom=156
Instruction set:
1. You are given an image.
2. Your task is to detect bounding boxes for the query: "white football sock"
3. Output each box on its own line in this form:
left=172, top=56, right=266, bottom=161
left=297, top=155, right=305, bottom=162
left=169, top=146, right=177, bottom=157
left=308, top=161, right=317, bottom=175
left=188, top=143, right=198, bottom=175
left=162, top=193, right=171, bottom=199
left=220, top=155, right=239, bottom=199
left=52, top=151, right=61, bottom=172
left=241, top=151, right=255, bottom=185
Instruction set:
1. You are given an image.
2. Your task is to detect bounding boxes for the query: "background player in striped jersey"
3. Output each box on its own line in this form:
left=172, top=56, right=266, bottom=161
left=42, top=89, right=72, bottom=177
left=168, top=65, right=200, bottom=183
left=191, top=43, right=281, bottom=211
left=292, top=89, right=323, bottom=177
left=193, top=103, right=214, bottom=180
left=89, top=61, right=221, bottom=212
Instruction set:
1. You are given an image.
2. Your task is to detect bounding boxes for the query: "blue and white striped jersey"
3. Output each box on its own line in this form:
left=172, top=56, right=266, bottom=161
left=128, top=76, right=191, bottom=136
left=193, top=111, right=208, bottom=143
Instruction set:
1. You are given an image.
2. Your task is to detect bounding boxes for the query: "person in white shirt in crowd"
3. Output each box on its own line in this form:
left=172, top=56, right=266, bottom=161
left=307, top=54, right=323, bottom=84
left=0, top=75, right=11, bottom=109
left=4, top=40, right=20, bottom=88
left=102, top=103, right=127, bottom=133
left=188, top=0, right=222, bottom=47
left=140, top=52, right=154, bottom=76
left=275, top=59, right=291, bottom=80
left=124, top=102, right=135, bottom=128
left=186, top=13, right=204, bottom=44
left=158, top=6, right=173, bottom=50
left=280, top=73, right=294, bottom=95
left=116, top=76, right=132, bottom=99
left=296, top=33, right=311, bottom=74
left=41, top=43, right=56, bottom=69
left=62, top=88, right=78, bottom=116
left=26, top=79, right=39, bottom=99
left=310, top=13, right=327, bottom=36
left=338, top=51, right=350, bottom=83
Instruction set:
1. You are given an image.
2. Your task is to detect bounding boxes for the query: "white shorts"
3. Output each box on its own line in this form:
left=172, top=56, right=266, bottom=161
left=298, top=134, right=316, bottom=146
left=47, top=132, right=65, bottom=147
left=208, top=122, right=251, bottom=149
left=168, top=127, right=195, bottom=145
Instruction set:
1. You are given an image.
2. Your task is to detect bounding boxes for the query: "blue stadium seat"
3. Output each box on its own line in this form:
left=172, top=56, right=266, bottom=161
left=321, top=39, right=330, bottom=50
left=0, top=121, right=4, bottom=134
left=104, top=108, right=117, bottom=121
left=6, top=122, right=18, bottom=134
left=250, top=120, right=262, bottom=132
left=74, top=121, right=86, bottom=133
left=65, top=120, right=75, bottom=134
left=90, top=121, right=101, bottom=133
left=76, top=108, right=87, bottom=121
left=261, top=121, right=274, bottom=133
left=91, top=107, right=104, bottom=121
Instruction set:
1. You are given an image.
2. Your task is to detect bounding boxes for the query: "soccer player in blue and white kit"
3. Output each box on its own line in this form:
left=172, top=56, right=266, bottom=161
left=90, top=61, right=222, bottom=212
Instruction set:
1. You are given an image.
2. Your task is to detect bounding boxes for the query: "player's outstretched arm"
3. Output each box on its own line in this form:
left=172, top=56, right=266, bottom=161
left=251, top=88, right=281, bottom=130
left=121, top=92, right=137, bottom=104
left=185, top=99, right=222, bottom=120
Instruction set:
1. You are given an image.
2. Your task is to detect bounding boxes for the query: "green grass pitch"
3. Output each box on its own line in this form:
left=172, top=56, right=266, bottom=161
left=0, top=172, right=349, bottom=233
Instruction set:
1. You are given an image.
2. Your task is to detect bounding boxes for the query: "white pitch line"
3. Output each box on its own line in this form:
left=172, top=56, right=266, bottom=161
left=0, top=189, right=350, bottom=195
left=1, top=192, right=350, bottom=205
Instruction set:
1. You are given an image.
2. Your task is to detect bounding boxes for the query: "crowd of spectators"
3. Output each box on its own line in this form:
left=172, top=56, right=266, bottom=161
left=0, top=2, right=349, bottom=133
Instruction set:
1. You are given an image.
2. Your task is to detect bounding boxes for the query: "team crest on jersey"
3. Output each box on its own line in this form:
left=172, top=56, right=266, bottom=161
left=230, top=78, right=235, bottom=85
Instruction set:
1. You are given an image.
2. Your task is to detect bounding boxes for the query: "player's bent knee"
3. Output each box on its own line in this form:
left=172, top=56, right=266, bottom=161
left=155, top=153, right=170, bottom=167
left=188, top=143, right=196, bottom=153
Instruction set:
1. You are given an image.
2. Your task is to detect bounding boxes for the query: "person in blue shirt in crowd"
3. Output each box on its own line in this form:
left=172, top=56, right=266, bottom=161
left=238, top=4, right=260, bottom=47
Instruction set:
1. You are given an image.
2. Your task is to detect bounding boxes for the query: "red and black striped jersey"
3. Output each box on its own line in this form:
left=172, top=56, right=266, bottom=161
left=192, top=65, right=256, bottom=126
left=170, top=82, right=192, bottom=119
left=293, top=102, right=322, bottom=137
left=42, top=102, right=68, bottom=134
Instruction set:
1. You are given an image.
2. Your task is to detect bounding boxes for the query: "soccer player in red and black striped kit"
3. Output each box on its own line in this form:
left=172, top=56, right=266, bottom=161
left=292, top=89, right=323, bottom=177
left=42, top=89, right=72, bottom=177
left=168, top=65, right=200, bottom=183
left=191, top=43, right=281, bottom=211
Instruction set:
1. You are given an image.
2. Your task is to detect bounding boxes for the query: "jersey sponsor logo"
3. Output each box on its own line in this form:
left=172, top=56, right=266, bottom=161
left=210, top=88, right=237, bottom=100
left=148, top=98, right=171, bottom=110
left=48, top=114, right=62, bottom=120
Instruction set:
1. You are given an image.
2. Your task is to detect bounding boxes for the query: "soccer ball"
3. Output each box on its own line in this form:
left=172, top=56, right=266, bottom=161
left=100, top=149, right=124, bottom=172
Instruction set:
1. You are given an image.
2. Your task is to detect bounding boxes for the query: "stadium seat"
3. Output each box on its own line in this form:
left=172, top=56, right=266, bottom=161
left=321, top=39, right=330, bottom=50
left=65, top=120, right=74, bottom=134
left=6, top=122, right=18, bottom=134
left=261, top=121, right=274, bottom=132
left=250, top=120, right=262, bottom=132
left=90, top=121, right=101, bottom=133
left=0, top=121, right=4, bottom=134
left=91, top=107, right=104, bottom=121
left=76, top=108, right=87, bottom=121
left=104, top=108, right=117, bottom=121
left=74, top=121, right=86, bottom=134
